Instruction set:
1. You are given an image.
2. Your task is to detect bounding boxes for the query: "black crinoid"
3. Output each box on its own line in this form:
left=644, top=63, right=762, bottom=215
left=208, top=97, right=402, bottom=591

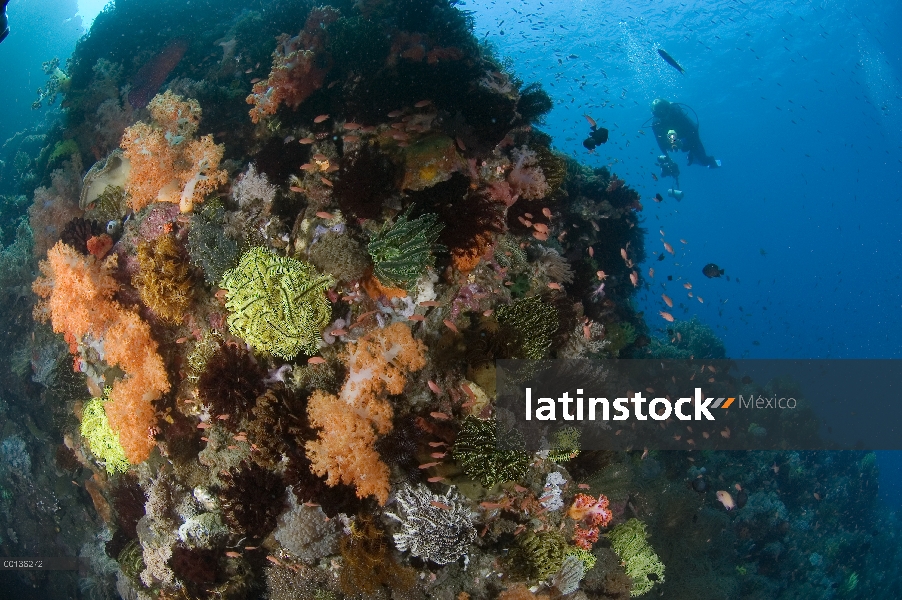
left=60, top=217, right=103, bottom=254
left=219, top=460, right=285, bottom=540
left=196, top=343, right=266, bottom=431
left=333, top=143, right=401, bottom=220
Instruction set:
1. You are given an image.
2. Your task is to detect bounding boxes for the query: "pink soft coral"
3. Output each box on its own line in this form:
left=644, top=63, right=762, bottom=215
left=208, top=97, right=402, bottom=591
left=567, top=492, right=613, bottom=550
left=33, top=241, right=170, bottom=463
left=305, top=322, right=427, bottom=504
left=246, top=7, right=340, bottom=124
left=507, top=146, right=549, bottom=201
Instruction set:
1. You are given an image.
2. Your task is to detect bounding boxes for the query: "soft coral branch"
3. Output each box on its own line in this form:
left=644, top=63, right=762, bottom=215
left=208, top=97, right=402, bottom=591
left=305, top=322, right=427, bottom=504
left=33, top=241, right=170, bottom=463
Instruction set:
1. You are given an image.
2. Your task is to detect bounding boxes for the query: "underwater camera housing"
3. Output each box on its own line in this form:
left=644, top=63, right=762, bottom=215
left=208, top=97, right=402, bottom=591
left=667, top=188, right=684, bottom=200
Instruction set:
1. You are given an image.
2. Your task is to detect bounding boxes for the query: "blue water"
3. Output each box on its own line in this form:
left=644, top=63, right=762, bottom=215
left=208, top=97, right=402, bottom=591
left=462, top=0, right=902, bottom=506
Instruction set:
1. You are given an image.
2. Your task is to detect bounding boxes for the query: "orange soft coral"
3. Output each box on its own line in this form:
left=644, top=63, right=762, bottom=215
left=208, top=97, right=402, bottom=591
left=306, top=390, right=392, bottom=504
left=120, top=91, right=227, bottom=213
left=33, top=241, right=170, bottom=463
left=305, top=322, right=427, bottom=504
left=247, top=7, right=340, bottom=124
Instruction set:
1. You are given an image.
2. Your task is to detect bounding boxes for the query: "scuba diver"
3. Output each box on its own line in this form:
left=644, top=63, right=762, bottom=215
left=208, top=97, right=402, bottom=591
left=1, top=0, right=9, bottom=44
left=648, top=98, right=720, bottom=193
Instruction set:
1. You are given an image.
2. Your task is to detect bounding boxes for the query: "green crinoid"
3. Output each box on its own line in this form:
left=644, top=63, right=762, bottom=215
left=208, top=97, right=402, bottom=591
left=367, top=207, right=444, bottom=291
left=220, top=247, right=335, bottom=359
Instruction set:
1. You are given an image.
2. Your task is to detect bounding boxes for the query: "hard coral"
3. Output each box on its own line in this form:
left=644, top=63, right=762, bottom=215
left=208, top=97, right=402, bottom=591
left=120, top=91, right=227, bottom=212
left=306, top=322, right=426, bottom=504
left=133, top=234, right=195, bottom=324
left=220, top=247, right=335, bottom=359
left=33, top=242, right=169, bottom=463
left=247, top=7, right=341, bottom=123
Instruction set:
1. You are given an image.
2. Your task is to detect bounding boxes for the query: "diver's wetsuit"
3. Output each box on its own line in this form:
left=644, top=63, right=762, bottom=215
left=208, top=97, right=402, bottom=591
left=651, top=100, right=718, bottom=168
left=1, top=0, right=9, bottom=44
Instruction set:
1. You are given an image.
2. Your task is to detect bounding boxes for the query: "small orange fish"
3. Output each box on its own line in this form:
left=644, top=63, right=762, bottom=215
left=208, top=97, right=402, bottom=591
left=419, top=300, right=441, bottom=307
left=597, top=270, right=607, bottom=280
left=660, top=311, right=675, bottom=322
left=542, top=207, right=552, bottom=218
left=684, top=282, right=692, bottom=289
left=455, top=136, right=466, bottom=151
left=289, top=186, right=304, bottom=193
left=266, top=556, right=282, bottom=566
left=308, top=356, right=326, bottom=364
left=662, top=294, right=673, bottom=307
left=313, top=114, right=330, bottom=123
left=176, top=337, right=188, bottom=344
left=630, top=271, right=639, bottom=287
left=680, top=239, right=688, bottom=244
left=427, top=476, right=447, bottom=483
left=320, top=177, right=333, bottom=187
left=250, top=77, right=261, bottom=84
left=225, top=551, right=241, bottom=558
left=392, top=132, right=410, bottom=140
left=343, top=135, right=360, bottom=143
left=414, top=99, right=432, bottom=108
left=548, top=282, right=562, bottom=290
left=330, top=328, right=348, bottom=336
left=663, top=241, right=674, bottom=254
left=533, top=223, right=549, bottom=234
left=443, top=319, right=459, bottom=333
left=408, top=314, right=425, bottom=322
left=620, top=248, right=628, bottom=261
left=217, top=414, right=230, bottom=420
left=343, top=122, right=362, bottom=130
left=430, top=412, right=451, bottom=420
left=772, top=462, right=780, bottom=474
left=698, top=296, right=704, bottom=303
left=430, top=501, right=452, bottom=510
left=533, top=231, right=549, bottom=241
left=813, top=493, right=821, bottom=501
left=583, top=114, right=597, bottom=128
left=428, top=380, right=442, bottom=394
left=315, top=211, right=335, bottom=219
left=702, top=431, right=710, bottom=439
left=298, top=137, right=315, bottom=144
left=734, top=483, right=742, bottom=491
left=197, top=422, right=211, bottom=429
left=577, top=483, right=591, bottom=490
left=387, top=109, right=404, bottom=117
left=588, top=246, right=594, bottom=257
left=419, top=462, right=440, bottom=469
left=648, top=267, right=654, bottom=278
left=716, top=490, right=736, bottom=510
left=430, top=452, right=447, bottom=459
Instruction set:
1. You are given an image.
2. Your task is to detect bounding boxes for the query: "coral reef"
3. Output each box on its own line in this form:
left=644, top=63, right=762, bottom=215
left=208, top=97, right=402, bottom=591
left=8, top=2, right=889, bottom=599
